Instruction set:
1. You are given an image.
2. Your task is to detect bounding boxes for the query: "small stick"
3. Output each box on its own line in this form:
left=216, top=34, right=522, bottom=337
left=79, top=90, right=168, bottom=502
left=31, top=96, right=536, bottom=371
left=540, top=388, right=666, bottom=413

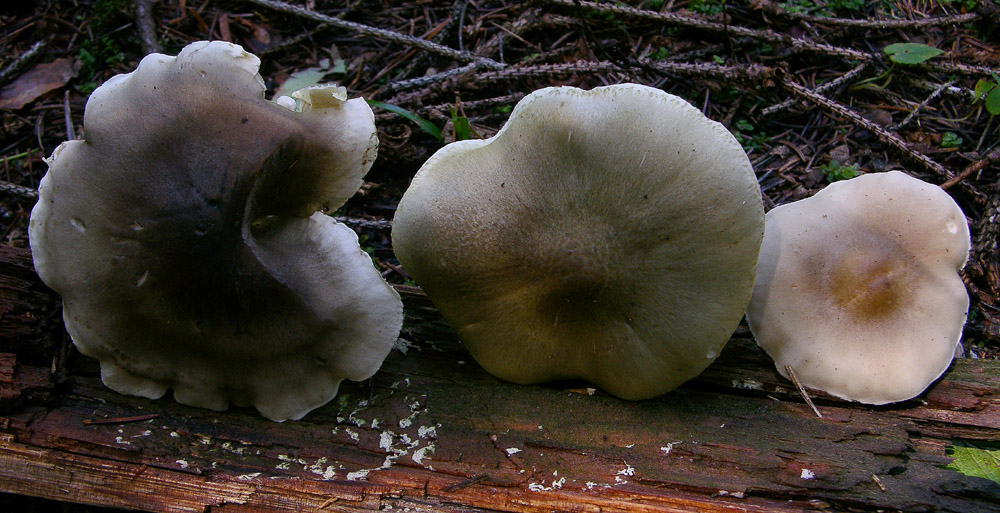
left=783, top=79, right=955, bottom=182
left=134, top=0, right=163, bottom=55
left=890, top=79, right=955, bottom=132
left=63, top=90, right=75, bottom=141
left=754, top=0, right=979, bottom=29
left=443, top=473, right=489, bottom=492
left=247, top=0, right=503, bottom=70
left=0, top=180, right=38, bottom=200
left=549, top=0, right=870, bottom=61
left=333, top=216, right=391, bottom=230
left=316, top=497, right=339, bottom=510
left=385, top=62, right=481, bottom=94
left=940, top=145, right=1000, bottom=190
left=872, top=474, right=886, bottom=492
left=763, top=61, right=870, bottom=116
left=0, top=40, right=46, bottom=86
left=83, top=414, right=160, bottom=425
left=785, top=365, right=823, bottom=418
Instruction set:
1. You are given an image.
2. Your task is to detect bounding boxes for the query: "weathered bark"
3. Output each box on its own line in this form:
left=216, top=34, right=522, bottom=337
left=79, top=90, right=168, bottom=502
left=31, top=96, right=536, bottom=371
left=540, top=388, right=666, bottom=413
left=0, top=245, right=59, bottom=358
left=0, top=246, right=998, bottom=512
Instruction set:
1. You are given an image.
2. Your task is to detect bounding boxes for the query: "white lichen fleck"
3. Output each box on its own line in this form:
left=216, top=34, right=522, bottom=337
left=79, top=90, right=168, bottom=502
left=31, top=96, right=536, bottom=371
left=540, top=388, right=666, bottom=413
left=660, top=441, right=682, bottom=455
left=801, top=468, right=816, bottom=480
left=346, top=469, right=370, bottom=481
left=412, top=443, right=435, bottom=465
left=418, top=425, right=438, bottom=439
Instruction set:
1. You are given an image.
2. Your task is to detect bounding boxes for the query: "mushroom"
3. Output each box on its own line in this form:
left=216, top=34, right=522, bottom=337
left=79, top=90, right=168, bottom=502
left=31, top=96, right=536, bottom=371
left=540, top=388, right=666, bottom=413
left=28, top=41, right=403, bottom=421
left=745, top=171, right=970, bottom=404
left=391, top=84, right=764, bottom=400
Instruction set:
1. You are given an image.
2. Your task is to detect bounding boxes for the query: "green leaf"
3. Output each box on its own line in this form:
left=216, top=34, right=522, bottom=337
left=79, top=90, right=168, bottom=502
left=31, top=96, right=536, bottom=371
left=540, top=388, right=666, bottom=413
left=817, top=159, right=860, bottom=183
left=452, top=115, right=471, bottom=141
left=974, top=79, right=997, bottom=102
left=940, top=131, right=962, bottom=148
left=986, top=87, right=1000, bottom=116
left=366, top=100, right=443, bottom=141
left=946, top=441, right=1000, bottom=484
left=274, top=68, right=328, bottom=99
left=273, top=58, right=347, bottom=99
left=883, top=43, right=945, bottom=65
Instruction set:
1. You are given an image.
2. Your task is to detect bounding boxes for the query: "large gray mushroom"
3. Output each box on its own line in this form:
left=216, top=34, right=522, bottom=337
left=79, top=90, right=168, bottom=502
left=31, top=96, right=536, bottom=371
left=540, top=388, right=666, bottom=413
left=29, top=41, right=403, bottom=421
left=746, top=171, right=970, bottom=404
left=392, top=84, right=764, bottom=400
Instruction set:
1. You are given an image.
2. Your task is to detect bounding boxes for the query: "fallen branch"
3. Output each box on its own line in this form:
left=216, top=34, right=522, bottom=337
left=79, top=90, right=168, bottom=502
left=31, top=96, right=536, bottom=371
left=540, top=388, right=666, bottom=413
left=246, top=0, right=504, bottom=70
left=752, top=0, right=980, bottom=29
left=548, top=0, right=869, bottom=61
left=940, top=145, right=1000, bottom=191
left=0, top=182, right=38, bottom=201
left=763, top=61, right=870, bottom=116
left=0, top=41, right=46, bottom=87
left=782, top=79, right=952, bottom=180
left=133, top=0, right=163, bottom=55
left=891, top=79, right=956, bottom=131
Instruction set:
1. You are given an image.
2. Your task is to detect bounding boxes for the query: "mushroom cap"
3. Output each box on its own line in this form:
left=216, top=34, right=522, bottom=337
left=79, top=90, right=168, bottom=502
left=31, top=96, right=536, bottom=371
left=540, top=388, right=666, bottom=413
left=29, top=41, right=403, bottom=421
left=745, top=171, right=970, bottom=405
left=392, top=83, right=764, bottom=400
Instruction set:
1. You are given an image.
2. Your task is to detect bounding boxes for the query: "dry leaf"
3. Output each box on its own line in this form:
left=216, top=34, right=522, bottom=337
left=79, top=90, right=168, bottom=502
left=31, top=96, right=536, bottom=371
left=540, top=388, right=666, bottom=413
left=0, top=58, right=78, bottom=110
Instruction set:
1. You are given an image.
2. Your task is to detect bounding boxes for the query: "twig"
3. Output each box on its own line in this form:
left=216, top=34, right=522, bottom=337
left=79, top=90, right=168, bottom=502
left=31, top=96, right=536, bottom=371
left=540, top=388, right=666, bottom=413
left=0, top=40, right=46, bottom=86
left=973, top=177, right=1000, bottom=298
left=553, top=0, right=1000, bottom=77
left=753, top=0, right=980, bottom=29
left=763, top=61, right=870, bottom=116
left=443, top=473, right=489, bottom=492
left=940, top=145, right=1000, bottom=190
left=547, top=0, right=870, bottom=61
left=63, top=90, right=75, bottom=141
left=782, top=79, right=953, bottom=181
left=246, top=0, right=503, bottom=70
left=471, top=59, right=776, bottom=83
left=890, top=79, right=955, bottom=131
left=82, top=414, right=160, bottom=425
left=872, top=474, right=886, bottom=492
left=473, top=60, right=619, bottom=81
left=784, top=365, right=823, bottom=418
left=0, top=181, right=38, bottom=200
left=924, top=61, right=1000, bottom=77
left=134, top=0, right=163, bottom=55
left=384, top=62, right=481, bottom=94
left=420, top=93, right=525, bottom=116
left=334, top=216, right=391, bottom=231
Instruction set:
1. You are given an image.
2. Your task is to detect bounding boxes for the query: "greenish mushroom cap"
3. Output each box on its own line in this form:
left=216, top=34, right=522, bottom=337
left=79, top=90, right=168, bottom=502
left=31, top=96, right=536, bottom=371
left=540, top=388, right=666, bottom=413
left=392, top=83, right=764, bottom=399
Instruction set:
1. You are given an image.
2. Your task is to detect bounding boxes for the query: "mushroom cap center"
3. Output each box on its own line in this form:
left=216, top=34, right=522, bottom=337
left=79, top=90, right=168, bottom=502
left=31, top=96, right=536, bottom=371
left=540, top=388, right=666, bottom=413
left=828, top=246, right=906, bottom=321
left=524, top=219, right=622, bottom=325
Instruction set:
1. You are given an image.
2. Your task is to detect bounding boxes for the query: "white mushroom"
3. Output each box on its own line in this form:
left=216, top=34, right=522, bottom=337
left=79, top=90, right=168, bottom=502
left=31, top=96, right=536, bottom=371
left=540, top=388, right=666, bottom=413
left=392, top=83, right=764, bottom=400
left=746, top=171, right=970, bottom=404
left=29, top=41, right=403, bottom=421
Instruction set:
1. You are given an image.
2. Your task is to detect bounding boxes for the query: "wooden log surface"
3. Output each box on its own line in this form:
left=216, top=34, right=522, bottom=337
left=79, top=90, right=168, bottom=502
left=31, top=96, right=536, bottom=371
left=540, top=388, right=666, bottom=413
left=0, top=246, right=998, bottom=512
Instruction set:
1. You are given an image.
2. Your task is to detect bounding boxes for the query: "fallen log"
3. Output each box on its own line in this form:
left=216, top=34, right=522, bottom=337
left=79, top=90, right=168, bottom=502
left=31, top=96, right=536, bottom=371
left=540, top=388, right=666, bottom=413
left=0, top=246, right=997, bottom=512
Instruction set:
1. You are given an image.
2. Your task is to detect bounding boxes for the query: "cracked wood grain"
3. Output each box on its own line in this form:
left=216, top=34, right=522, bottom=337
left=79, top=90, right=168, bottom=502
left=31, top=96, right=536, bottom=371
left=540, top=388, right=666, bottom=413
left=0, top=246, right=998, bottom=512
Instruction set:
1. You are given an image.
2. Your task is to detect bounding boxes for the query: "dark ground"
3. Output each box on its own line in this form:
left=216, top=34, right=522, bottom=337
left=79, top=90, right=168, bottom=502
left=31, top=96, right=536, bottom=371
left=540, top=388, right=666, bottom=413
left=1, top=0, right=999, bottom=509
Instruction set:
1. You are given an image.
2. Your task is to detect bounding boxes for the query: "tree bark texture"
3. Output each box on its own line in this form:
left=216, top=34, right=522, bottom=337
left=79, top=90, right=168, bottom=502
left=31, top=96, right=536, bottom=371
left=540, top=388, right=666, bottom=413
left=0, top=246, right=997, bottom=512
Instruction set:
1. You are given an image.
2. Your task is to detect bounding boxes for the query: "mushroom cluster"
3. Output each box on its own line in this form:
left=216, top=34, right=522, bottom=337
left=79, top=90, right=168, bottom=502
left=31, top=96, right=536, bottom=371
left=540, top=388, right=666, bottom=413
left=29, top=41, right=403, bottom=421
left=746, top=171, right=970, bottom=404
left=392, top=84, right=764, bottom=400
